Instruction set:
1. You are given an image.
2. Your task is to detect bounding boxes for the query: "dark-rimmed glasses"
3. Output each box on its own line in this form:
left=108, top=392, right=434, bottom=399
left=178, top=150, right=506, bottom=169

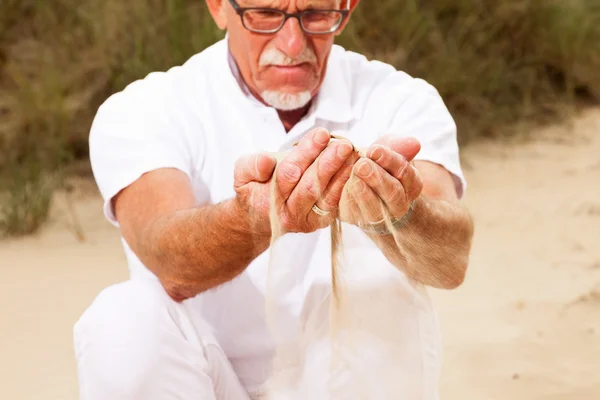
left=228, top=0, right=350, bottom=35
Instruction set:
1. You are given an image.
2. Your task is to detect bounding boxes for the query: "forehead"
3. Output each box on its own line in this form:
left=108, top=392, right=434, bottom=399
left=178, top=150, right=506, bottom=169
left=240, top=0, right=341, bottom=9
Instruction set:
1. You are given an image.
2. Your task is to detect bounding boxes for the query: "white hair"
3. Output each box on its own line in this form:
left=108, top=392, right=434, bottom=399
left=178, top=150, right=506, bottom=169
left=258, top=46, right=318, bottom=110
left=260, top=90, right=313, bottom=111
left=259, top=45, right=317, bottom=67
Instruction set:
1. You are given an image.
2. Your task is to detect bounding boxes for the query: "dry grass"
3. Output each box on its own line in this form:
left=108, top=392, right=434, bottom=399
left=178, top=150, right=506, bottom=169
left=1, top=0, right=599, bottom=236
left=0, top=0, right=222, bottom=236
left=337, top=0, right=600, bottom=143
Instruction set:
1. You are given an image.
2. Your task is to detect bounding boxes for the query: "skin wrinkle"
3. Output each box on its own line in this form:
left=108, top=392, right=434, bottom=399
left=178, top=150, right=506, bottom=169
left=110, top=0, right=473, bottom=396
left=239, top=0, right=340, bottom=9
left=143, top=199, right=271, bottom=298
left=388, top=197, right=472, bottom=288
left=264, top=135, right=474, bottom=395
left=218, top=0, right=351, bottom=130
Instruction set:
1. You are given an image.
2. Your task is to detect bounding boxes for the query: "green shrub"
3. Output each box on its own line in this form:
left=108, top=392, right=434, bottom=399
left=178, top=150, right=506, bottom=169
left=1, top=0, right=599, bottom=236
left=337, top=0, right=600, bottom=142
left=0, top=0, right=222, bottom=236
left=0, top=159, right=54, bottom=237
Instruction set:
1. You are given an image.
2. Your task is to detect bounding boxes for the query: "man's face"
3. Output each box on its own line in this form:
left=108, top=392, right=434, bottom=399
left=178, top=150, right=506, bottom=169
left=222, top=0, right=348, bottom=110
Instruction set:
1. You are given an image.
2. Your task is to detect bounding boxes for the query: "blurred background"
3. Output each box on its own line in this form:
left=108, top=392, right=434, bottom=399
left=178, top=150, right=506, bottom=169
left=1, top=0, right=599, bottom=399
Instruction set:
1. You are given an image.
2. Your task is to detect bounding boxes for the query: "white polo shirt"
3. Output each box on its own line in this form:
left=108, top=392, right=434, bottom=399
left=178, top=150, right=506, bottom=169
left=89, top=38, right=466, bottom=398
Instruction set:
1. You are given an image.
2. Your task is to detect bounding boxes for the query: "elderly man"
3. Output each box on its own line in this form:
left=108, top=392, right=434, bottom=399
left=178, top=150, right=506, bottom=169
left=74, top=0, right=474, bottom=399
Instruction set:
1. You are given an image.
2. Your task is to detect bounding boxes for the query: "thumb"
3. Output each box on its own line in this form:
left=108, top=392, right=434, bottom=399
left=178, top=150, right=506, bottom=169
left=234, top=152, right=277, bottom=189
left=375, top=136, right=421, bottom=162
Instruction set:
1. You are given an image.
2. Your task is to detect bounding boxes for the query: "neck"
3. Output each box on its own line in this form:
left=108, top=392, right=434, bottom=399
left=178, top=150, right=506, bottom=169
left=226, top=52, right=313, bottom=132
left=246, top=85, right=313, bottom=132
left=277, top=103, right=312, bottom=132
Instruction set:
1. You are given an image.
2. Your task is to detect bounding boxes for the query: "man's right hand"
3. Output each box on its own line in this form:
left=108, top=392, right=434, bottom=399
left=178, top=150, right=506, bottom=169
left=233, top=128, right=358, bottom=235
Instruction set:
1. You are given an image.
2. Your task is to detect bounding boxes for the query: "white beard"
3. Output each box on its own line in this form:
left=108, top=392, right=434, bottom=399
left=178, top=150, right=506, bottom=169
left=261, top=90, right=312, bottom=111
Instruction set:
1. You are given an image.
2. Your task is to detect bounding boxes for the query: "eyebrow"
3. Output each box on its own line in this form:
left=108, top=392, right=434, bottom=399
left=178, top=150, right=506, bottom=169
left=241, top=0, right=340, bottom=9
left=303, top=0, right=340, bottom=9
left=239, top=0, right=282, bottom=8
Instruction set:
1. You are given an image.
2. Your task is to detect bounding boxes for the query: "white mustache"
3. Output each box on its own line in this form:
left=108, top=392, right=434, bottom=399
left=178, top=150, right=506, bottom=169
left=259, top=47, right=317, bottom=67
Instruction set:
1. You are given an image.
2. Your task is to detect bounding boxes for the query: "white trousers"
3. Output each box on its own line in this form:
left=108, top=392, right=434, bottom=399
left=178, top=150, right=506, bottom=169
left=73, top=279, right=252, bottom=400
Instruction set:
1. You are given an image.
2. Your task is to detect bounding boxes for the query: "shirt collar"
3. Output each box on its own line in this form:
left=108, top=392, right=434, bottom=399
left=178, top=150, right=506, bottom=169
left=311, top=47, right=354, bottom=124
left=227, top=45, right=265, bottom=107
left=224, top=38, right=354, bottom=124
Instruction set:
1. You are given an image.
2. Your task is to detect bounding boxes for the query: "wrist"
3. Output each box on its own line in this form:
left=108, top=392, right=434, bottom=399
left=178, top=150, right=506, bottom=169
left=358, top=199, right=417, bottom=236
left=229, top=196, right=272, bottom=238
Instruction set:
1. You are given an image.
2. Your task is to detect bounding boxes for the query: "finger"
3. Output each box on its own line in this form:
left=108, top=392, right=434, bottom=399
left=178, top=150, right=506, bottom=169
left=287, top=140, right=354, bottom=214
left=366, top=144, right=424, bottom=200
left=317, top=149, right=361, bottom=212
left=367, top=145, right=409, bottom=181
left=398, top=163, right=424, bottom=201
left=276, top=128, right=331, bottom=200
left=351, top=176, right=386, bottom=224
left=354, top=158, right=409, bottom=217
left=374, top=135, right=421, bottom=162
left=339, top=178, right=362, bottom=224
left=234, top=153, right=277, bottom=189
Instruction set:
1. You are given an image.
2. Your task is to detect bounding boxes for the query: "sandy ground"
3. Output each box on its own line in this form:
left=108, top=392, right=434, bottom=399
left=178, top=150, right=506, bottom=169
left=1, top=108, right=599, bottom=400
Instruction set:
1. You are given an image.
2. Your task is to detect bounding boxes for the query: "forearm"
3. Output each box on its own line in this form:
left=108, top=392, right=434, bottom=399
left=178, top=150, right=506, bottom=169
left=371, top=196, right=474, bottom=289
left=141, top=198, right=271, bottom=300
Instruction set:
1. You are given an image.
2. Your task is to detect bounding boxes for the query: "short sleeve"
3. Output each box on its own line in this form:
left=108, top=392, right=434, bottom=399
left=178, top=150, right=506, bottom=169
left=387, top=79, right=467, bottom=199
left=89, top=72, right=197, bottom=226
left=342, top=50, right=466, bottom=199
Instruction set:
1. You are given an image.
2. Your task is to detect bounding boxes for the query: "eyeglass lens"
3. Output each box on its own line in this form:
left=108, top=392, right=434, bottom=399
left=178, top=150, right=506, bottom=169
left=243, top=10, right=343, bottom=33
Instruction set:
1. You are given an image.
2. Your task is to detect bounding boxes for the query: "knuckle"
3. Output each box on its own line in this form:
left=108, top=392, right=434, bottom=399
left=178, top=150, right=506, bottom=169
left=363, top=165, right=381, bottom=186
left=376, top=147, right=389, bottom=165
left=302, top=219, right=316, bottom=233
left=389, top=184, right=406, bottom=208
left=279, top=212, right=295, bottom=232
left=375, top=167, right=387, bottom=184
left=322, top=190, right=342, bottom=209
left=394, top=157, right=409, bottom=179
left=323, top=194, right=341, bottom=210
left=293, top=148, right=318, bottom=167
left=390, top=183, right=404, bottom=201
left=318, top=159, right=341, bottom=180
left=321, top=166, right=341, bottom=183
left=301, top=179, right=320, bottom=199
left=277, top=161, right=302, bottom=182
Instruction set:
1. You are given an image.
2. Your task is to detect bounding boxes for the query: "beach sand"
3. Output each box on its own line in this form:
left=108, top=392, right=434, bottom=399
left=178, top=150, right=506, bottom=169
left=2, top=108, right=599, bottom=400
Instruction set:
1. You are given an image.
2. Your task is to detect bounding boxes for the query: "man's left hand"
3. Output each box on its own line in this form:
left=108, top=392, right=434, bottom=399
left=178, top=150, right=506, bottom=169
left=340, top=136, right=424, bottom=229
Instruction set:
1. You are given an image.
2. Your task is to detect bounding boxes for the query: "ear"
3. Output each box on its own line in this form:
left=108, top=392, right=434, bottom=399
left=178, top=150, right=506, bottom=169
left=206, top=0, right=228, bottom=30
left=334, top=0, right=361, bottom=36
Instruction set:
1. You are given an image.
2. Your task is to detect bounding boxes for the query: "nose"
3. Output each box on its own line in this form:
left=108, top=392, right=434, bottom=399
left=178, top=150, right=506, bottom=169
left=274, top=17, right=308, bottom=59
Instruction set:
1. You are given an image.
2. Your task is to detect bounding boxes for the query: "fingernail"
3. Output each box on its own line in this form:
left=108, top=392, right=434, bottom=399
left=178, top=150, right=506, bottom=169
left=370, top=146, right=383, bottom=162
left=337, top=142, right=353, bottom=158
left=314, top=129, right=330, bottom=145
left=357, top=161, right=372, bottom=177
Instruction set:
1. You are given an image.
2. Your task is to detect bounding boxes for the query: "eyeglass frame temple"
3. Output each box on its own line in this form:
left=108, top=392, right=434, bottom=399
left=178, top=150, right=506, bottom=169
left=227, top=0, right=351, bottom=34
